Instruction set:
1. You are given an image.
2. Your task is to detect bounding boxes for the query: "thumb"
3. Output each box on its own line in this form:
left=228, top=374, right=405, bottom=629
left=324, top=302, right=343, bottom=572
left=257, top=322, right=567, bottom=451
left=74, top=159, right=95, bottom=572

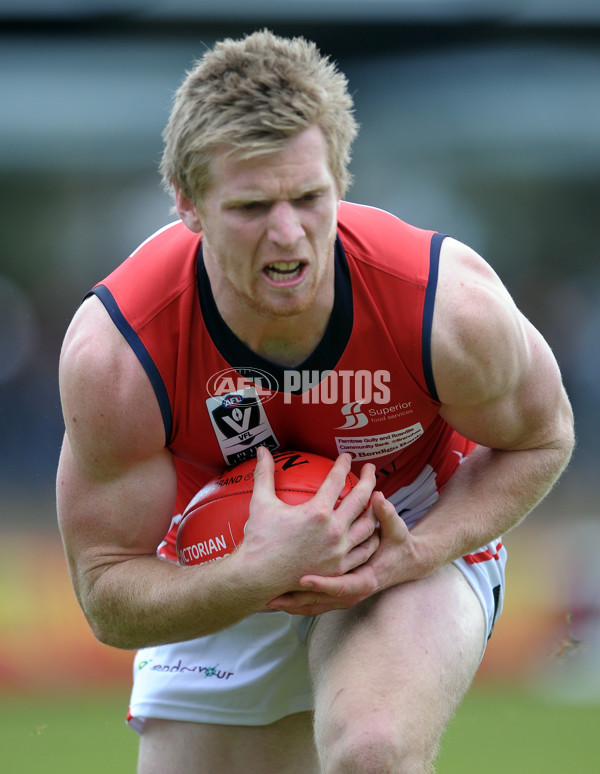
left=372, top=491, right=410, bottom=540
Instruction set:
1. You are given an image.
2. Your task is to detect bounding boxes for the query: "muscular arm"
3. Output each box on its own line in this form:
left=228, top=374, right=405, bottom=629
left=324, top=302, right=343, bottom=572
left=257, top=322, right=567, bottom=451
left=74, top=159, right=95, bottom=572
left=57, top=297, right=377, bottom=648
left=269, top=238, right=574, bottom=613
left=408, top=237, right=574, bottom=569
left=57, top=297, right=272, bottom=649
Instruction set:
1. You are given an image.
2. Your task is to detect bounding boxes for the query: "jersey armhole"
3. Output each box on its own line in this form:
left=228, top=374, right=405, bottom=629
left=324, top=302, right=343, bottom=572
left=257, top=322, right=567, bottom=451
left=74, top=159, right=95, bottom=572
left=86, top=285, right=173, bottom=445
left=421, top=233, right=446, bottom=403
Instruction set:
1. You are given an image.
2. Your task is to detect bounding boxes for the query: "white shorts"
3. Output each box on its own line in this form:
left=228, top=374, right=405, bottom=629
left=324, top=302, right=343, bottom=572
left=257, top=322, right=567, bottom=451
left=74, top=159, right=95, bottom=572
left=128, top=473, right=506, bottom=732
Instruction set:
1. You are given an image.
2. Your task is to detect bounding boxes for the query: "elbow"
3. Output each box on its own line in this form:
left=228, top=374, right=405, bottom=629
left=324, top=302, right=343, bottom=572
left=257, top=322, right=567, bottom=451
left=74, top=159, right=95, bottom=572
left=82, top=606, right=140, bottom=650
left=558, top=399, right=576, bottom=466
left=542, top=406, right=576, bottom=488
left=561, top=424, right=576, bottom=472
left=87, top=618, right=138, bottom=650
left=77, top=584, right=143, bottom=650
left=80, top=590, right=174, bottom=651
left=72, top=563, right=158, bottom=650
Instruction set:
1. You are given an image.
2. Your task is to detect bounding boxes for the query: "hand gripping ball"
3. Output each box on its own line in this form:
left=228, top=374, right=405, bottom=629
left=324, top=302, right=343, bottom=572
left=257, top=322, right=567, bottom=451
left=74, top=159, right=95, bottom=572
left=176, top=450, right=359, bottom=566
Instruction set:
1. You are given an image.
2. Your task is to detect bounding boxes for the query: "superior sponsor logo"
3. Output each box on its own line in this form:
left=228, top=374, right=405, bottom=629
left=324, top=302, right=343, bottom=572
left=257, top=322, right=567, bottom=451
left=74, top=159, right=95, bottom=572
left=336, top=401, right=369, bottom=430
left=367, top=401, right=414, bottom=422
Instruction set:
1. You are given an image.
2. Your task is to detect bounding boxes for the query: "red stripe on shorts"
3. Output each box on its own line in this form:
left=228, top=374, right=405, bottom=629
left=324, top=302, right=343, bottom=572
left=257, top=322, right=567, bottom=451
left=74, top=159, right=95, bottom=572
left=463, top=541, right=503, bottom=565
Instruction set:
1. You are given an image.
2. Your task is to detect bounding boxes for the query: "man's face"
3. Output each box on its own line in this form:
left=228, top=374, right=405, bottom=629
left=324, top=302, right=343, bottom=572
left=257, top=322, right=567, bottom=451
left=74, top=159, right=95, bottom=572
left=179, top=125, right=340, bottom=321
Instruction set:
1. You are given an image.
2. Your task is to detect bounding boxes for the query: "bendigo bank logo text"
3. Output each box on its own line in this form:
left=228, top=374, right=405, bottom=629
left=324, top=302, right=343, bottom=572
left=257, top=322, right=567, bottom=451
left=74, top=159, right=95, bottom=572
left=207, top=368, right=391, bottom=405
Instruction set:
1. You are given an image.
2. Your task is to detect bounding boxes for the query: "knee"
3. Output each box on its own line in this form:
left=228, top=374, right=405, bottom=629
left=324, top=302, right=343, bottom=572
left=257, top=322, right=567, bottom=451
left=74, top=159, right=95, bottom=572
left=318, top=714, right=435, bottom=774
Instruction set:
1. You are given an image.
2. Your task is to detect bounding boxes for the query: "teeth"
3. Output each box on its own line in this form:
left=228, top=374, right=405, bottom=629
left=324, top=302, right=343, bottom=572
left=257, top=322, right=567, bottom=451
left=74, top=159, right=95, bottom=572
left=267, top=262, right=301, bottom=272
left=265, top=261, right=302, bottom=280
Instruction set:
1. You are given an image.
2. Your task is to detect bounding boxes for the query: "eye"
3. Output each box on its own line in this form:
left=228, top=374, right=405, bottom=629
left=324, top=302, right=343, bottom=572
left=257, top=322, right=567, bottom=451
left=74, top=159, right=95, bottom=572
left=240, top=201, right=266, bottom=212
left=295, top=192, right=319, bottom=205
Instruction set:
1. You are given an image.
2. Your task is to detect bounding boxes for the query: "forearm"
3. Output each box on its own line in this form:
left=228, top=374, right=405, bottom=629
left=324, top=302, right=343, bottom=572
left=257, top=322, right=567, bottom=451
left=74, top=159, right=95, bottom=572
left=410, top=441, right=573, bottom=570
left=75, top=553, right=270, bottom=650
left=62, top=448, right=380, bottom=648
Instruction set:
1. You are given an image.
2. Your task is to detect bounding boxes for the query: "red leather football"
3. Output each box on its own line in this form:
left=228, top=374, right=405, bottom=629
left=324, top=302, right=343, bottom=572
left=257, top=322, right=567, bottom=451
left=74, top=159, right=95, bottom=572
left=176, top=450, right=358, bottom=566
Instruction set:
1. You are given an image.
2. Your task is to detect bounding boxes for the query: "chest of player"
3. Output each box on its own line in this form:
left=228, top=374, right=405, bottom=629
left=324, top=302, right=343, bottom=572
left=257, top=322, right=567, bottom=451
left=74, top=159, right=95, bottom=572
left=168, top=330, right=441, bottom=480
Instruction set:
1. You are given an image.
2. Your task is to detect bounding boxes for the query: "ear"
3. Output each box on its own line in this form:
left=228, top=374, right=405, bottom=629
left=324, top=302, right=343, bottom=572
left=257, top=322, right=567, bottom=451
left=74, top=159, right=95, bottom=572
left=174, top=186, right=202, bottom=233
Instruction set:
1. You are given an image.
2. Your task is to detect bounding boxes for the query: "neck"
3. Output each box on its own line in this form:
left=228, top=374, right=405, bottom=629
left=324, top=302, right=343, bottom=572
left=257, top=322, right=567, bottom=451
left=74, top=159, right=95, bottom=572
left=223, top=302, right=333, bottom=367
left=204, top=249, right=337, bottom=368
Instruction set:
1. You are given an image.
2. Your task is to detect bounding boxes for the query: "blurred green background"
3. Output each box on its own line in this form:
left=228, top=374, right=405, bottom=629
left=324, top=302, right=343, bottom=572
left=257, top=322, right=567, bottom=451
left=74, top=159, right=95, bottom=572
left=1, top=1, right=599, bottom=770
left=2, top=687, right=600, bottom=773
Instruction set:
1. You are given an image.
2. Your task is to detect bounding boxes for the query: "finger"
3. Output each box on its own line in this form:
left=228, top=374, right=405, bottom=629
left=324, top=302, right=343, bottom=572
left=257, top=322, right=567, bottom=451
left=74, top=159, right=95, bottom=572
left=311, top=452, right=354, bottom=509
left=267, top=590, right=321, bottom=610
left=266, top=591, right=352, bottom=616
left=345, top=461, right=377, bottom=513
left=326, top=460, right=376, bottom=519
left=250, top=445, right=276, bottom=503
left=299, top=564, right=377, bottom=599
left=346, top=507, right=378, bottom=548
left=340, top=530, right=380, bottom=573
left=358, top=460, right=377, bottom=486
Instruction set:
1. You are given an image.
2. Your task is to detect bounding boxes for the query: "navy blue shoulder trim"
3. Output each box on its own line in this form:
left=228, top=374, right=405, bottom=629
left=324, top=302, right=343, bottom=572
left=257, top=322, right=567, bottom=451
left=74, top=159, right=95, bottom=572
left=421, top=233, right=446, bottom=403
left=87, top=285, right=173, bottom=445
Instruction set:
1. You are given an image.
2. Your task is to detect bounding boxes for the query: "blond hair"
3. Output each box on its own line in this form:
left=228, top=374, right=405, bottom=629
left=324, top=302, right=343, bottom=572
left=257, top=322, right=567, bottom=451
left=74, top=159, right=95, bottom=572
left=160, top=29, right=358, bottom=202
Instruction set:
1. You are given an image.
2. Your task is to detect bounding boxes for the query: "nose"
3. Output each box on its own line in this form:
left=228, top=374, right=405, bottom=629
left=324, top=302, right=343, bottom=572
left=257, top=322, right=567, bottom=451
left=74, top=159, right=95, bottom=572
left=267, top=202, right=304, bottom=249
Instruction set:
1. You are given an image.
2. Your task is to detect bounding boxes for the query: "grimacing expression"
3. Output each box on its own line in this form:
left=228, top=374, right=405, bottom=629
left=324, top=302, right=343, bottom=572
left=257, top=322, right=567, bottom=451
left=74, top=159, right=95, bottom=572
left=178, top=126, right=340, bottom=321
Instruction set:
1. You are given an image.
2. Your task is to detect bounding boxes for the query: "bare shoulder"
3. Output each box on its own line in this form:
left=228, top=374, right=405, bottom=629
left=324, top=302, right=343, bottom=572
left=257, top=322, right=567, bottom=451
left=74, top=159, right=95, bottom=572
left=432, top=238, right=526, bottom=407
left=432, top=238, right=573, bottom=451
left=59, top=294, right=166, bottom=476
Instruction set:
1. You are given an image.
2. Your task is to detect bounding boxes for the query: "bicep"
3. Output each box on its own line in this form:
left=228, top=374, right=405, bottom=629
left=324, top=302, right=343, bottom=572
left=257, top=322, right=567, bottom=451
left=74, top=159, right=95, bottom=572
left=57, top=297, right=178, bottom=597
left=433, top=239, right=573, bottom=452
left=57, top=434, right=177, bottom=565
left=438, top=320, right=571, bottom=451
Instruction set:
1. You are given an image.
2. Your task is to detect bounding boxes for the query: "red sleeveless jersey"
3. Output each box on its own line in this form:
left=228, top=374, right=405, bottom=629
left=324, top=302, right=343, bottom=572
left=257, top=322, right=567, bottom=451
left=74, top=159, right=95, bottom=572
left=91, top=201, right=474, bottom=559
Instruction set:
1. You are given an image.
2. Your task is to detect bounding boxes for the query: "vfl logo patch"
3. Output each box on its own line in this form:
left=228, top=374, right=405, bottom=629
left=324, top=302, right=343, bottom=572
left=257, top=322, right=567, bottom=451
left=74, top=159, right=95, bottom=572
left=206, top=386, right=279, bottom=466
